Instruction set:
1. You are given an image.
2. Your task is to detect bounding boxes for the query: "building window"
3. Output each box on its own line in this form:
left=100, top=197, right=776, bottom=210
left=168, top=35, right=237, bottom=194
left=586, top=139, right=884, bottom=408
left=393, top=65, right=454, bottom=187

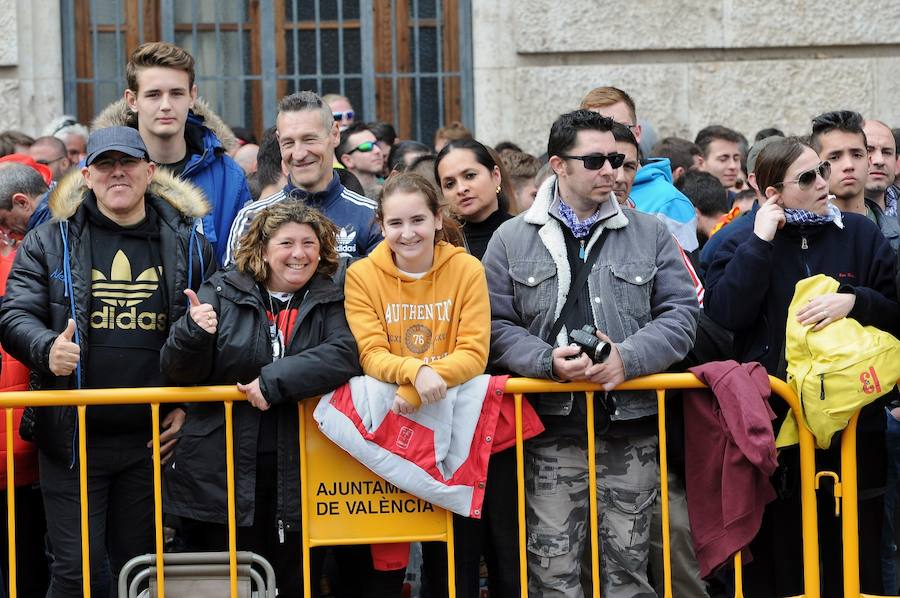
left=62, top=0, right=473, bottom=145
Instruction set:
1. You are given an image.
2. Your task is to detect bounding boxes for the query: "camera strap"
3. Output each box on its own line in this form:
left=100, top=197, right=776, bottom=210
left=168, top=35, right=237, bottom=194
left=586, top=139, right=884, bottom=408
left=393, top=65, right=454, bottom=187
left=547, top=228, right=610, bottom=344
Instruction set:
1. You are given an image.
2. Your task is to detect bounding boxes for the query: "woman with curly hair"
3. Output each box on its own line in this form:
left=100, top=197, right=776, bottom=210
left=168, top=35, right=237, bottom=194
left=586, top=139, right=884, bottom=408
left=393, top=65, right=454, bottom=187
left=160, top=201, right=361, bottom=596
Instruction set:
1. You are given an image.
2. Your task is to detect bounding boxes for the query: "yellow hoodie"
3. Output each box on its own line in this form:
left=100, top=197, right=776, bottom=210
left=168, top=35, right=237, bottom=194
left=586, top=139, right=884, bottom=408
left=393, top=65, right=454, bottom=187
left=344, top=240, right=490, bottom=406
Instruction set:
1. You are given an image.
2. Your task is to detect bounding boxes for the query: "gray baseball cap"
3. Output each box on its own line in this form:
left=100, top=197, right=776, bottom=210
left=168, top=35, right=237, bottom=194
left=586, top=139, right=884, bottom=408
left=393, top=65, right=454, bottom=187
left=85, top=126, right=149, bottom=166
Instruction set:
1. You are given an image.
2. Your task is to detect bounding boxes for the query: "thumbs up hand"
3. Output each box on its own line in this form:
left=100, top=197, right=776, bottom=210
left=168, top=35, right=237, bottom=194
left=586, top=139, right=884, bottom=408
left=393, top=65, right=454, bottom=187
left=49, top=319, right=81, bottom=376
left=184, top=289, right=217, bottom=334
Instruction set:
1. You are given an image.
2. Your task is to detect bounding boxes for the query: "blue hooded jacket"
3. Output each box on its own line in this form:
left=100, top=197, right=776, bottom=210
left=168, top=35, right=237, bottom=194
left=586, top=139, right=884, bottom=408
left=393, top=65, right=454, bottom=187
left=180, top=112, right=251, bottom=266
left=630, top=158, right=699, bottom=251
left=91, top=98, right=251, bottom=266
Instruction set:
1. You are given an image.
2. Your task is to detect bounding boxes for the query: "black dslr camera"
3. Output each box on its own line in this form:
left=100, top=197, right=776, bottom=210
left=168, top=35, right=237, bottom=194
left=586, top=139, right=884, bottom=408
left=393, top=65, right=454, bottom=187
left=567, top=324, right=611, bottom=364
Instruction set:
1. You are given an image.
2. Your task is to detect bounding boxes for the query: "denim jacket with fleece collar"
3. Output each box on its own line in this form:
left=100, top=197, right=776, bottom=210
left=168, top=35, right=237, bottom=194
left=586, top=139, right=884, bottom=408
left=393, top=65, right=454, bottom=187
left=483, top=176, right=699, bottom=422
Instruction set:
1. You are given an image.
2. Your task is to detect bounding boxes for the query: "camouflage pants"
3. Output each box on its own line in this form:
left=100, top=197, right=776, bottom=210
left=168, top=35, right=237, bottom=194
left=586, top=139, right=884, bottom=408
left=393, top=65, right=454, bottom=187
left=648, top=468, right=710, bottom=597
left=525, top=433, right=659, bottom=598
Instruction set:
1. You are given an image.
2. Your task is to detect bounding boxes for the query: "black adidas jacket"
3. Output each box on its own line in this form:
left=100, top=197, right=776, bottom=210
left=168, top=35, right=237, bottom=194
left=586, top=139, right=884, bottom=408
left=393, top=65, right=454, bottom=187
left=0, top=170, right=214, bottom=464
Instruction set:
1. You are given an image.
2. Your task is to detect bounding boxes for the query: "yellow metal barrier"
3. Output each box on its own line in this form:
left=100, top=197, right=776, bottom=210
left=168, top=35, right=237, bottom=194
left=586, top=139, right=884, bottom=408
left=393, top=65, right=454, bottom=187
left=297, top=401, right=456, bottom=596
left=504, top=374, right=822, bottom=598
left=0, top=386, right=241, bottom=598
left=0, top=386, right=456, bottom=598
left=840, top=410, right=893, bottom=598
left=4, top=408, right=15, bottom=597
left=0, top=374, right=878, bottom=598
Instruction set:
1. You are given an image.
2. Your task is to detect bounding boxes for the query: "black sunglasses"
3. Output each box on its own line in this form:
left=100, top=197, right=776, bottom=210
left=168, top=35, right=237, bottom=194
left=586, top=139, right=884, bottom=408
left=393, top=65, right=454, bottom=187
left=776, top=161, right=831, bottom=190
left=559, top=152, right=626, bottom=170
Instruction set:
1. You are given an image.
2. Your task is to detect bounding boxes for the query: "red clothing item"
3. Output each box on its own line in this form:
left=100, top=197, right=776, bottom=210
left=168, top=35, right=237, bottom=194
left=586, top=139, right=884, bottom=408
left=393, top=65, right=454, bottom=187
left=326, top=375, right=543, bottom=571
left=0, top=250, right=39, bottom=487
left=684, top=361, right=778, bottom=577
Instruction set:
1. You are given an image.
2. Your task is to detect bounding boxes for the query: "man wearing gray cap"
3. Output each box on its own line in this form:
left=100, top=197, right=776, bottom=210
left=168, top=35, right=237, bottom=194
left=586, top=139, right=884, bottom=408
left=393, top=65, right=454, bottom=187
left=0, top=125, right=214, bottom=597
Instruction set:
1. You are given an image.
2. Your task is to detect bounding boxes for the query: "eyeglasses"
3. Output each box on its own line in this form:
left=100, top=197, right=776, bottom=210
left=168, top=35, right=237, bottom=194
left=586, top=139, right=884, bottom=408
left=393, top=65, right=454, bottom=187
left=91, top=156, right=144, bottom=172
left=776, top=161, right=831, bottom=190
left=347, top=141, right=375, bottom=155
left=333, top=110, right=354, bottom=122
left=36, top=155, right=67, bottom=166
left=559, top=153, right=626, bottom=170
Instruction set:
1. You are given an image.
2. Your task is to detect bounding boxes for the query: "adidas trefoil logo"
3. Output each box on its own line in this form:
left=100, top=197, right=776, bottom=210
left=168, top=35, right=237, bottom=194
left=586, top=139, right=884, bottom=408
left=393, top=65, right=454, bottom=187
left=336, top=226, right=358, bottom=255
left=92, top=250, right=161, bottom=307
left=90, top=250, right=167, bottom=331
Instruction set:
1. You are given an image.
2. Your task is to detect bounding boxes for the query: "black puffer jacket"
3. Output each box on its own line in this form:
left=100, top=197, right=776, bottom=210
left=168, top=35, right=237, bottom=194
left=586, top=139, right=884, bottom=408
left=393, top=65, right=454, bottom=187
left=159, top=269, right=360, bottom=530
left=0, top=170, right=214, bottom=464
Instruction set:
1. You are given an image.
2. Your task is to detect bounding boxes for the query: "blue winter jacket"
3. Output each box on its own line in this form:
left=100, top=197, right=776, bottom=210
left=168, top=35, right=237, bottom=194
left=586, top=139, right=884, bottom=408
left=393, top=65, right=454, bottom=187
left=630, top=158, right=699, bottom=252
left=27, top=191, right=51, bottom=231
left=91, top=98, right=251, bottom=267
left=181, top=113, right=251, bottom=266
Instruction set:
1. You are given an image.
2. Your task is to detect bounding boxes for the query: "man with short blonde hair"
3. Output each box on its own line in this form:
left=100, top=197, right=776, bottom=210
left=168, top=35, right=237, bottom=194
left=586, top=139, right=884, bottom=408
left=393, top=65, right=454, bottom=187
left=580, top=86, right=699, bottom=252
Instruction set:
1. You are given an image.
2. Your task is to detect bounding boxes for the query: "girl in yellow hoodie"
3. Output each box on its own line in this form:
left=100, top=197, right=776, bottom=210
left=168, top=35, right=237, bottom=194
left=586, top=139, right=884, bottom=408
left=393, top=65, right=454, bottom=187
left=344, top=172, right=490, bottom=415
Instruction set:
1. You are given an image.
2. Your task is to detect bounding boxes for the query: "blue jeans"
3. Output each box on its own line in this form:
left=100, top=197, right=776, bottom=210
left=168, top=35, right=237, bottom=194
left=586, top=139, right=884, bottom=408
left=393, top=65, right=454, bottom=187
left=882, top=408, right=900, bottom=594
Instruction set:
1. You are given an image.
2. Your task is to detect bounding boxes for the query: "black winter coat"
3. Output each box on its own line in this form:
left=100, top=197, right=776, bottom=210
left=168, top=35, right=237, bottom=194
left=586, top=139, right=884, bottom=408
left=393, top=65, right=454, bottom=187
left=0, top=170, right=214, bottom=464
left=159, top=269, right=361, bottom=530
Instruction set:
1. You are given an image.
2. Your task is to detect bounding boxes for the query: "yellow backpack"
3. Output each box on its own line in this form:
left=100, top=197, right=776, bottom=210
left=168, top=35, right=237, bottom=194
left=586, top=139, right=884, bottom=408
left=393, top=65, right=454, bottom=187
left=777, top=274, right=900, bottom=449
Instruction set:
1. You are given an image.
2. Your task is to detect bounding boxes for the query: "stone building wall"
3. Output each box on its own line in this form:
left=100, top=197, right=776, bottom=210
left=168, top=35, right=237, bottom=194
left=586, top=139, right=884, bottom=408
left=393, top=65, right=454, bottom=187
left=3, top=0, right=899, bottom=150
left=0, top=0, right=65, bottom=136
left=473, top=0, right=900, bottom=155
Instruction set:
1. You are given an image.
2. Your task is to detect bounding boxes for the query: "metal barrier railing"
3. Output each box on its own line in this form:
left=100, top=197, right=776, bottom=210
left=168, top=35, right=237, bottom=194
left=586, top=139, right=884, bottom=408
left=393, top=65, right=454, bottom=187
left=0, top=374, right=885, bottom=597
left=297, top=400, right=456, bottom=596
left=505, top=374, right=822, bottom=598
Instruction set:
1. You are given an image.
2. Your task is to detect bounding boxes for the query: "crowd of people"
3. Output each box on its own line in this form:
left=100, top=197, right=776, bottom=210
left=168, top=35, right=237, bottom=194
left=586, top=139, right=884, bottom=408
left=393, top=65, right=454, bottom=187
left=0, top=40, right=898, bottom=598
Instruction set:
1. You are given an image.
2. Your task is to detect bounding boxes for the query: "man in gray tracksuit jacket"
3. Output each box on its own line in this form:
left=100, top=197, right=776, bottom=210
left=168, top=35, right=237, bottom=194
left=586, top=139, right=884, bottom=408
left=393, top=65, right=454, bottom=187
left=483, top=110, right=698, bottom=598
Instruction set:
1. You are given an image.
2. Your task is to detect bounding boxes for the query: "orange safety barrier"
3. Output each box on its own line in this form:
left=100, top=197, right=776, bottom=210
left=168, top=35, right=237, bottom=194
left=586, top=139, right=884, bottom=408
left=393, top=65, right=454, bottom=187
left=0, top=374, right=887, bottom=597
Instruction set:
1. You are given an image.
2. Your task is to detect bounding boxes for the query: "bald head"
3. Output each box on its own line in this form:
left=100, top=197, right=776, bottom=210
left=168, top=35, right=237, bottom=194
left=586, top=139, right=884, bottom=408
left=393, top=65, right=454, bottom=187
left=29, top=136, right=72, bottom=180
left=233, top=143, right=259, bottom=175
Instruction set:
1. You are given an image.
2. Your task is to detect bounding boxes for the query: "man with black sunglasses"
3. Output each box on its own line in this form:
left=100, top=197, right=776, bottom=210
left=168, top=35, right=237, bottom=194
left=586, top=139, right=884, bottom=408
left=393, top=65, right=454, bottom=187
left=337, top=122, right=385, bottom=200
left=483, top=109, right=699, bottom=598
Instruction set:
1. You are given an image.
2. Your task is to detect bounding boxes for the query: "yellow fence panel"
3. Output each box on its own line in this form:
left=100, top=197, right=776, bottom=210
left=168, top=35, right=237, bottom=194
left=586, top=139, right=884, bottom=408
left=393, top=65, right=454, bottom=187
left=298, top=401, right=455, bottom=596
left=0, top=374, right=883, bottom=598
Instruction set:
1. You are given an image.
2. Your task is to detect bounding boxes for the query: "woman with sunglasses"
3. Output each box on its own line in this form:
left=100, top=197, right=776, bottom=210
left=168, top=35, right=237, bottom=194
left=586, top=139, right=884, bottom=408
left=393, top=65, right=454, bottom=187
left=435, top=138, right=515, bottom=259
left=705, top=136, right=900, bottom=597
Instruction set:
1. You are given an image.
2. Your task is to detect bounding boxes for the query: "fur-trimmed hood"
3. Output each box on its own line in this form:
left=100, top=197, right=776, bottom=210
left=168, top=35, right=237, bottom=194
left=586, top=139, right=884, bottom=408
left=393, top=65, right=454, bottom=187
left=527, top=174, right=629, bottom=230
left=48, top=167, right=210, bottom=222
left=91, top=97, right=238, bottom=153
